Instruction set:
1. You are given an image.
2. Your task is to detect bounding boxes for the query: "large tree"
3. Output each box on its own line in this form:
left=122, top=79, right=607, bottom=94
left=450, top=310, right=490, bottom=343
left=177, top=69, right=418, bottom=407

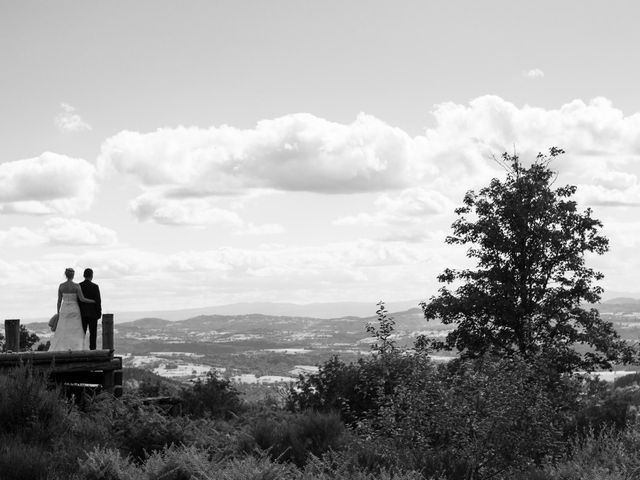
left=421, top=148, right=635, bottom=372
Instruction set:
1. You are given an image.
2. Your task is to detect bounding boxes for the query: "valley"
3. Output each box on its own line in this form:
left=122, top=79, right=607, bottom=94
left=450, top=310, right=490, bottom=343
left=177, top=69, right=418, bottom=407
left=26, top=299, right=640, bottom=385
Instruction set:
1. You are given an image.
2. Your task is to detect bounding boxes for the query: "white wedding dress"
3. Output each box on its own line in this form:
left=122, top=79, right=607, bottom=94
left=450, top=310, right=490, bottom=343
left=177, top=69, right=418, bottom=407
left=49, top=293, right=85, bottom=351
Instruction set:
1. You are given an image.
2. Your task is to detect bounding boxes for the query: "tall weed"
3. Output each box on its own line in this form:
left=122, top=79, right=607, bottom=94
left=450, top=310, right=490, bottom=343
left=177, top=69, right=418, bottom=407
left=0, top=441, right=51, bottom=480
left=141, top=445, right=214, bottom=480
left=78, top=447, right=136, bottom=480
left=217, top=454, right=300, bottom=480
left=0, top=364, right=70, bottom=444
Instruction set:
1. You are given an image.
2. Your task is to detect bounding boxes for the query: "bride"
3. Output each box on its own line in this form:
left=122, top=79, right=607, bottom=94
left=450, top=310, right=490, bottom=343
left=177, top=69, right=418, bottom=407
left=49, top=268, right=96, bottom=351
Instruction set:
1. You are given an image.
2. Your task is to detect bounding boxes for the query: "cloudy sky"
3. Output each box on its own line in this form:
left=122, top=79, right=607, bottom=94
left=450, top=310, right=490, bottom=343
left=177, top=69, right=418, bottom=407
left=2, top=1, right=640, bottom=319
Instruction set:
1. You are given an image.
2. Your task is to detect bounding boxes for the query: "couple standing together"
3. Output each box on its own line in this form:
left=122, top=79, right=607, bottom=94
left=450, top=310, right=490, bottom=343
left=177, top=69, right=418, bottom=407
left=49, top=267, right=102, bottom=351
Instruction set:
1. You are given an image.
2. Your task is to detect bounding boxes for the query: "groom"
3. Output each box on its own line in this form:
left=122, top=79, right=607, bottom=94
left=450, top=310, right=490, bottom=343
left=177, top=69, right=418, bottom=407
left=79, top=268, right=102, bottom=350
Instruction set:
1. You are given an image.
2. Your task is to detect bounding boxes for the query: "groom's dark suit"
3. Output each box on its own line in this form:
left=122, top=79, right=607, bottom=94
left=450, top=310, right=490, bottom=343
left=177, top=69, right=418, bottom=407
left=79, top=279, right=102, bottom=350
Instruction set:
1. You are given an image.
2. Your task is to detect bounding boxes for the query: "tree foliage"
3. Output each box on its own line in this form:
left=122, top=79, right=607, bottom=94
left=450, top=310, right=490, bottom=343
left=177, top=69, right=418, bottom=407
left=421, top=148, right=635, bottom=372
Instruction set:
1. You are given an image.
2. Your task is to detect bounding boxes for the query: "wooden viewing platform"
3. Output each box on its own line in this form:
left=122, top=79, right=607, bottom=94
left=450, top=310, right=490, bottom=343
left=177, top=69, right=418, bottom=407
left=1, top=314, right=123, bottom=397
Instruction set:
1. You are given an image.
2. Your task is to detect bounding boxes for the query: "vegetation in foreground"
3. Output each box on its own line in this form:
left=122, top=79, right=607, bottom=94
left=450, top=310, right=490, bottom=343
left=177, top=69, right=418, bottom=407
left=3, top=342, right=640, bottom=480
left=1, top=148, right=639, bottom=479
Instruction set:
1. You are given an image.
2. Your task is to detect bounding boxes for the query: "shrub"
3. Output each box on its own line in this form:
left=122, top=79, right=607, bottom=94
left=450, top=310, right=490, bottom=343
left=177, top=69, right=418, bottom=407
left=120, top=410, right=189, bottom=462
left=613, top=372, right=640, bottom=389
left=354, top=354, right=577, bottom=479
left=180, top=372, right=243, bottom=419
left=242, top=410, right=345, bottom=467
left=513, top=423, right=640, bottom=480
left=124, top=367, right=182, bottom=397
left=302, top=451, right=425, bottom=480
left=103, top=396, right=190, bottom=462
left=569, top=380, right=640, bottom=437
left=0, top=441, right=51, bottom=480
left=141, top=445, right=214, bottom=480
left=287, top=353, right=433, bottom=425
left=78, top=447, right=136, bottom=480
left=217, top=454, right=300, bottom=480
left=0, top=364, right=69, bottom=444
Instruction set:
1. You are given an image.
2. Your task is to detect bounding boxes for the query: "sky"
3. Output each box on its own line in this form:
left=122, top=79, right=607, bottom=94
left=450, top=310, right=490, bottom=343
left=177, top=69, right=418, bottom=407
left=2, top=0, right=640, bottom=319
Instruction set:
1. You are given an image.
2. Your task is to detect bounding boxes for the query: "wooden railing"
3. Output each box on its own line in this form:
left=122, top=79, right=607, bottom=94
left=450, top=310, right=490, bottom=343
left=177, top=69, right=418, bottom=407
left=1, top=314, right=122, bottom=397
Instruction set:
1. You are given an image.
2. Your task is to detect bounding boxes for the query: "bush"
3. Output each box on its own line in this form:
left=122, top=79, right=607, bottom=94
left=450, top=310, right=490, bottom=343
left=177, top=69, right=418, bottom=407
left=141, top=445, right=214, bottom=480
left=78, top=447, right=136, bottom=480
left=0, top=364, right=69, bottom=444
left=123, top=367, right=182, bottom=397
left=217, top=454, right=300, bottom=480
left=297, top=353, right=581, bottom=479
left=301, top=451, right=425, bottom=480
left=364, top=355, right=573, bottom=478
left=0, top=441, right=51, bottom=480
left=513, top=422, right=640, bottom=480
left=242, top=410, right=345, bottom=467
left=569, top=380, right=640, bottom=437
left=613, top=372, right=640, bottom=389
left=287, top=353, right=433, bottom=425
left=99, top=396, right=190, bottom=462
left=180, top=372, right=243, bottom=419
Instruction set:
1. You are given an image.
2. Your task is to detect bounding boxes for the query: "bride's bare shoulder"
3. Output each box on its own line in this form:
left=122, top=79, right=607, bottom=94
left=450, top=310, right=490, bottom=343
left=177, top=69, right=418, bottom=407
left=59, top=281, right=77, bottom=293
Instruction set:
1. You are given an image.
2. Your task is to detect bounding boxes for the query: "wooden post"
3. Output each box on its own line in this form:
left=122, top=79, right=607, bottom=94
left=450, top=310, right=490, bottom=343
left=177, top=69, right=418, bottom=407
left=102, top=313, right=114, bottom=350
left=4, top=319, right=20, bottom=352
left=114, top=369, right=123, bottom=398
left=102, top=370, right=115, bottom=394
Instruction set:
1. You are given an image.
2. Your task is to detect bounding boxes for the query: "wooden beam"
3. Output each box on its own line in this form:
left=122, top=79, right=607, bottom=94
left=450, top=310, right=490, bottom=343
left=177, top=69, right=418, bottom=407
left=0, top=349, right=112, bottom=366
left=47, top=358, right=122, bottom=374
left=52, top=371, right=106, bottom=384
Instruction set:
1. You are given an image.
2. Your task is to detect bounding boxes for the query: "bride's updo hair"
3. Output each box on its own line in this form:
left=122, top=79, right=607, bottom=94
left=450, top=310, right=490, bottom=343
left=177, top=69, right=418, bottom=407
left=64, top=268, right=75, bottom=280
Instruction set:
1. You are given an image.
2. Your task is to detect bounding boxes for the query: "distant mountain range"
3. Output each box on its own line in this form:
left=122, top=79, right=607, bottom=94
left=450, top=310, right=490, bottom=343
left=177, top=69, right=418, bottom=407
left=111, top=307, right=434, bottom=357
left=602, top=298, right=640, bottom=306
left=119, top=307, right=427, bottom=331
left=23, top=297, right=640, bottom=328
left=110, top=299, right=423, bottom=323
left=105, top=297, right=640, bottom=324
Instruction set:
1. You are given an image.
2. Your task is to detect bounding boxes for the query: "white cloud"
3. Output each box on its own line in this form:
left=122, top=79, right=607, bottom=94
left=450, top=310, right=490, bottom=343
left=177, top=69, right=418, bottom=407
left=0, top=218, right=117, bottom=247
left=99, top=97, right=639, bottom=194
left=86, top=239, right=429, bottom=284
left=99, top=96, right=640, bottom=231
left=0, top=227, right=47, bottom=248
left=241, top=223, right=285, bottom=235
left=427, top=96, right=640, bottom=161
left=55, top=103, right=92, bottom=133
left=0, top=152, right=97, bottom=215
left=130, top=195, right=244, bottom=227
left=129, top=193, right=284, bottom=234
left=524, top=68, right=545, bottom=78
left=336, top=188, right=452, bottom=227
left=98, top=113, right=424, bottom=195
left=334, top=188, right=453, bottom=242
left=43, top=218, right=118, bottom=245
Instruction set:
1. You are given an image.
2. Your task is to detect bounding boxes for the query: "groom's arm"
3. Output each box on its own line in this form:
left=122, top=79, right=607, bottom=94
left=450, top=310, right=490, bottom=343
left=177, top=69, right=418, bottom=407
left=95, top=285, right=102, bottom=318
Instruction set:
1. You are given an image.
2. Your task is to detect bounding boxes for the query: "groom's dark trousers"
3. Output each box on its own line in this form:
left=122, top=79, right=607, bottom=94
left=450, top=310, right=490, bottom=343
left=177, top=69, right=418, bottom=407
left=79, top=280, right=102, bottom=350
